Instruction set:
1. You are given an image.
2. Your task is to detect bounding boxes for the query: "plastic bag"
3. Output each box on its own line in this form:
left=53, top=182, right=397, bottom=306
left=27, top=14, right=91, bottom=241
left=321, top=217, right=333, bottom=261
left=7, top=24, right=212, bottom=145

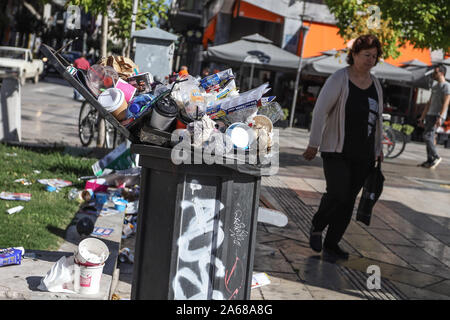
left=86, top=64, right=119, bottom=97
left=38, top=256, right=75, bottom=293
left=171, top=75, right=206, bottom=120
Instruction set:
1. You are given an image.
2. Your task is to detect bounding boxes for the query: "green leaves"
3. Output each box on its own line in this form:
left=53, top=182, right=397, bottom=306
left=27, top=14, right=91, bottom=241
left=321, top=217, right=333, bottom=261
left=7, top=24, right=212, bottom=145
left=69, top=0, right=169, bottom=50
left=325, top=0, right=450, bottom=58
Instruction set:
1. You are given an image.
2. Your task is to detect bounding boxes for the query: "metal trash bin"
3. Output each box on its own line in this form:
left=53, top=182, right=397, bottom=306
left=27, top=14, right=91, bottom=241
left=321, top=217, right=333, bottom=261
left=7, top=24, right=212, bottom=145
left=130, top=144, right=265, bottom=300
left=40, top=44, right=277, bottom=300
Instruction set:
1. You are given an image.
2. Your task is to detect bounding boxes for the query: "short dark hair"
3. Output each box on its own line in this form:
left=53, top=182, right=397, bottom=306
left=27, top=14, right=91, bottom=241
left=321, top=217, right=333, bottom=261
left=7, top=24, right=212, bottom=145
left=346, top=34, right=383, bottom=66
left=435, top=64, right=447, bottom=76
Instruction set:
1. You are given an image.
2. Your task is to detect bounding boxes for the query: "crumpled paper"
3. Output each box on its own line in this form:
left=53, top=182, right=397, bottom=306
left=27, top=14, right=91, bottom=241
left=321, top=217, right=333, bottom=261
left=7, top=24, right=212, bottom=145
left=99, top=56, right=139, bottom=81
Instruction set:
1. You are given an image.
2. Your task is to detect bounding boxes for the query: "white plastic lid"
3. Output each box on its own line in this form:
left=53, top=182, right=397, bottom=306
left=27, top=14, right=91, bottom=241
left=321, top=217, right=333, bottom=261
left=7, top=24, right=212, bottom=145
left=98, top=88, right=125, bottom=112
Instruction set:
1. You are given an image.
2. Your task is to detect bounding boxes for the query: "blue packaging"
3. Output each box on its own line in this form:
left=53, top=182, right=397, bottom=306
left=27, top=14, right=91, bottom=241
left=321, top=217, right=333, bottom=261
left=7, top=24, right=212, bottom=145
left=0, top=248, right=23, bottom=267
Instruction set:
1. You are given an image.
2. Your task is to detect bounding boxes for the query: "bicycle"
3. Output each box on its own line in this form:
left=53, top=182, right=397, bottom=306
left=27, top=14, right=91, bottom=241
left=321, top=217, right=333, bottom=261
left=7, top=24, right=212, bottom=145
left=78, top=100, right=125, bottom=148
left=382, top=113, right=408, bottom=159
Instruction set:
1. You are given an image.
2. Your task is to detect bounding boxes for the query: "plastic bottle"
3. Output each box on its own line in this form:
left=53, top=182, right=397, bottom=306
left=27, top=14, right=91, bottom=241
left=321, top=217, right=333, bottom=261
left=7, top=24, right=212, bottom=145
left=127, top=94, right=155, bottom=118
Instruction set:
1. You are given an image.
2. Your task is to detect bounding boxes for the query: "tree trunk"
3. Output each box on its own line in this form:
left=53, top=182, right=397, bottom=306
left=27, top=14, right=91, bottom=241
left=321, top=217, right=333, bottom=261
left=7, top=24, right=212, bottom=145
left=101, top=13, right=108, bottom=58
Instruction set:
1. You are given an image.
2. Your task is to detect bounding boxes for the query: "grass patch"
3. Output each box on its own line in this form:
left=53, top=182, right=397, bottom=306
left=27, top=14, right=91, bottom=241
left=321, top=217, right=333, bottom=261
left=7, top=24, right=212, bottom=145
left=0, top=143, right=97, bottom=251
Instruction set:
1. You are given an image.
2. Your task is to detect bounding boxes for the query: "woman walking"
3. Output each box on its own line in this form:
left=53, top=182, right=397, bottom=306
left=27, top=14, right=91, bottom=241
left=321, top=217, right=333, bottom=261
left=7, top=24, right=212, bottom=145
left=303, top=34, right=384, bottom=260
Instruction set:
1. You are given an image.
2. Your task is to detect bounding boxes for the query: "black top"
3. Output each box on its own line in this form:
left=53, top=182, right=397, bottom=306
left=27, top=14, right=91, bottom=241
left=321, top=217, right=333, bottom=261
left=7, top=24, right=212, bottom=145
left=341, top=80, right=379, bottom=162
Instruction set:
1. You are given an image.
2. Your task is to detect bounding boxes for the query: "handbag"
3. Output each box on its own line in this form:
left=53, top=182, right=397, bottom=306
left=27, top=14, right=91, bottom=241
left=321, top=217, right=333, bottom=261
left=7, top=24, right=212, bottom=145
left=356, top=160, right=385, bottom=226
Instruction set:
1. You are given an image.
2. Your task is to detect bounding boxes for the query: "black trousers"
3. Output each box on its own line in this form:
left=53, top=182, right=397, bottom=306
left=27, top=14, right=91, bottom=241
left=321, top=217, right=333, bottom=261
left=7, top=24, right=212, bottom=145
left=312, top=153, right=374, bottom=246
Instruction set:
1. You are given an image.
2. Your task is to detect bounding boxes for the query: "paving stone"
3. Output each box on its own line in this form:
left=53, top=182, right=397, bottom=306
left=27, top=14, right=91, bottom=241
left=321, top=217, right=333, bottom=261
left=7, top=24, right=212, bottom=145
left=305, top=285, right=365, bottom=300
left=410, top=264, right=450, bottom=280
left=340, top=257, right=444, bottom=289
left=386, top=244, right=447, bottom=268
left=257, top=272, right=314, bottom=300
left=256, top=229, right=291, bottom=244
left=253, top=244, right=294, bottom=274
left=343, top=233, right=393, bottom=254
left=423, top=280, right=450, bottom=297
left=366, top=229, right=416, bottom=247
left=389, top=281, right=450, bottom=300
left=408, top=239, right=450, bottom=268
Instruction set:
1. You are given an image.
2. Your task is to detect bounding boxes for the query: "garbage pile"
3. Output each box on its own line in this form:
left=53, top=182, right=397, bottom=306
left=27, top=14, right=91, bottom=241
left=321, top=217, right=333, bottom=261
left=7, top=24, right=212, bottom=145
left=81, top=58, right=284, bottom=159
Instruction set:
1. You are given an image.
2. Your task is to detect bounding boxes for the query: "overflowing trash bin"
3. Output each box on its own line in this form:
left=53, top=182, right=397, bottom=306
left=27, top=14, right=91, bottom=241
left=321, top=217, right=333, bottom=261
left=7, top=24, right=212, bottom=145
left=40, top=44, right=281, bottom=300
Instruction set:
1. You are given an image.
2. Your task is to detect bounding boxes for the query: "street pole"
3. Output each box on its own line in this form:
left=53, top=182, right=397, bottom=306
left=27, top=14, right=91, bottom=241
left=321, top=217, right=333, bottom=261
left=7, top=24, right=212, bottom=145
left=289, top=25, right=309, bottom=128
left=127, top=0, right=139, bottom=57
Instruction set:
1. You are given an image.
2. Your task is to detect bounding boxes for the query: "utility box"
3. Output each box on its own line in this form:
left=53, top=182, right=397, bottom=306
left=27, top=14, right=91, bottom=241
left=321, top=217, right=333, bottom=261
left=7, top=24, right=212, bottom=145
left=132, top=28, right=178, bottom=81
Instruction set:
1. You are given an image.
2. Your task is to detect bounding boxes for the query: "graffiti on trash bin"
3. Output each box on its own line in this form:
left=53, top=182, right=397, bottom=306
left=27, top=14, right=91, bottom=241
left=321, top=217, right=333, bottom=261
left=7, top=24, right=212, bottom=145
left=172, top=183, right=226, bottom=300
left=230, top=209, right=249, bottom=247
left=225, top=256, right=244, bottom=300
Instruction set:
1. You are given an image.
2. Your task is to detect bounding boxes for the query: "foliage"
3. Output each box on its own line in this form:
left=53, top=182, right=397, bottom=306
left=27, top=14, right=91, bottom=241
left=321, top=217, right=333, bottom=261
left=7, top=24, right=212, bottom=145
left=109, top=0, right=168, bottom=43
left=325, top=0, right=450, bottom=59
left=69, top=0, right=168, bottom=44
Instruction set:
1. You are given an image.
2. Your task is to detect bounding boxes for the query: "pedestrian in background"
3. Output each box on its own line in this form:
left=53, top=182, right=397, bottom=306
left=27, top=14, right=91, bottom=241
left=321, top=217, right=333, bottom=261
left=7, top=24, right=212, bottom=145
left=178, top=65, right=189, bottom=78
left=417, top=64, right=450, bottom=169
left=303, top=34, right=384, bottom=260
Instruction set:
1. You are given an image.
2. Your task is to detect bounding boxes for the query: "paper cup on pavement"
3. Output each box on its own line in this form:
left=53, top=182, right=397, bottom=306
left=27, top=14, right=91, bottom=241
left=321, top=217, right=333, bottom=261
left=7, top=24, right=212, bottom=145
left=98, top=88, right=128, bottom=121
left=73, top=262, right=105, bottom=295
left=74, top=238, right=109, bottom=294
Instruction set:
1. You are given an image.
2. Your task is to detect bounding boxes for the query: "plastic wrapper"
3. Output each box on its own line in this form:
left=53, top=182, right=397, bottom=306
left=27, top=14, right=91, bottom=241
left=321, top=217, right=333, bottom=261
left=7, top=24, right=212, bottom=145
left=257, top=101, right=284, bottom=124
left=0, top=247, right=24, bottom=267
left=200, top=69, right=234, bottom=93
left=207, top=83, right=270, bottom=122
left=171, top=76, right=206, bottom=120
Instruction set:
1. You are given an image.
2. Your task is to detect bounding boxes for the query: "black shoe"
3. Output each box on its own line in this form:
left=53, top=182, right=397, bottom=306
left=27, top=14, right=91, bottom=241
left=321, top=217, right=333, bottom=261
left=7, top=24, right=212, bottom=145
left=309, top=225, right=323, bottom=253
left=323, top=243, right=349, bottom=260
left=418, top=160, right=431, bottom=168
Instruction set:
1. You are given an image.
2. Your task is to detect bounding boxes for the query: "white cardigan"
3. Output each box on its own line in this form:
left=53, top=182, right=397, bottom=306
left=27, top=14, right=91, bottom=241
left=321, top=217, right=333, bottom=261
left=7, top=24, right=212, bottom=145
left=308, top=67, right=384, bottom=157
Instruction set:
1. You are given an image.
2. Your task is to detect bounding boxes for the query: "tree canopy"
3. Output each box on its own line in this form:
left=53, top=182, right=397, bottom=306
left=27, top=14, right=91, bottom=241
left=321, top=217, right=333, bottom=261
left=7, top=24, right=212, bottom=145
left=69, top=0, right=168, bottom=44
left=325, top=0, right=450, bottom=59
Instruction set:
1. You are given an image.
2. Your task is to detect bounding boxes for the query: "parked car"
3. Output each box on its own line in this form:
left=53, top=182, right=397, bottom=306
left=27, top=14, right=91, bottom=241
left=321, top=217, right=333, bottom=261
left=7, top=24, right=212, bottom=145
left=0, top=46, right=44, bottom=85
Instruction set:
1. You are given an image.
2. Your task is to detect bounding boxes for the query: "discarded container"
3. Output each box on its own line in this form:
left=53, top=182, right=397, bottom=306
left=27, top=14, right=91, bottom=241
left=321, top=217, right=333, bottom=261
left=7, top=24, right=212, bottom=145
left=0, top=247, right=24, bottom=267
left=95, top=192, right=109, bottom=205
left=98, top=88, right=128, bottom=121
left=150, top=97, right=178, bottom=131
left=86, top=64, right=119, bottom=96
left=226, top=122, right=256, bottom=150
left=74, top=238, right=109, bottom=294
left=115, top=78, right=137, bottom=103
left=46, top=184, right=57, bottom=192
left=127, top=72, right=153, bottom=95
left=81, top=189, right=94, bottom=202
left=113, top=198, right=128, bottom=212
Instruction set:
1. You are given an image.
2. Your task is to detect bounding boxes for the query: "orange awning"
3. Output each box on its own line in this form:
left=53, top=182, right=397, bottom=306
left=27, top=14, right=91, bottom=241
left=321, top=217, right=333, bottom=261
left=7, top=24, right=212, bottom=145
left=299, top=22, right=431, bottom=66
left=300, top=22, right=347, bottom=58
left=233, top=0, right=284, bottom=24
